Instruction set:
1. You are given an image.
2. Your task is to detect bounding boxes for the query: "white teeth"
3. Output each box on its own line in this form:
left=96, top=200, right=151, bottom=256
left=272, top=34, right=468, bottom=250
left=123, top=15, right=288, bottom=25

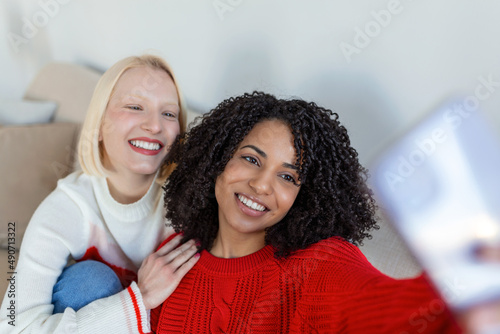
left=130, top=140, right=161, bottom=151
left=237, top=194, right=266, bottom=212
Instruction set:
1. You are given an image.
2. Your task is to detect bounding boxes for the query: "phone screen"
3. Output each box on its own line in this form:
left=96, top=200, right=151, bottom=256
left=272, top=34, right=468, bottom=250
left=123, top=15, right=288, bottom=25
left=370, top=99, right=500, bottom=310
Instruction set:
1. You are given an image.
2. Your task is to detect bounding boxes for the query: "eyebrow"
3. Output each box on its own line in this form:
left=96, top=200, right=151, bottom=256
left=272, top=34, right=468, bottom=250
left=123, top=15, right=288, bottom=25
left=240, top=145, right=299, bottom=171
left=123, top=94, right=146, bottom=100
left=241, top=145, right=266, bottom=157
left=282, top=162, right=299, bottom=171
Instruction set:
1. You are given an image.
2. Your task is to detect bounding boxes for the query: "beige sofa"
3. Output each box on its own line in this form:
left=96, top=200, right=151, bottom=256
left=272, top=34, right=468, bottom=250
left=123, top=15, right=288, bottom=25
left=0, top=63, right=421, bottom=297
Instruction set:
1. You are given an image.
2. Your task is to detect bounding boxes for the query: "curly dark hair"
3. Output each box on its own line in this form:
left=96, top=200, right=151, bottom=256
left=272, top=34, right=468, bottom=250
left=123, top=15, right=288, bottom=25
left=163, top=91, right=378, bottom=258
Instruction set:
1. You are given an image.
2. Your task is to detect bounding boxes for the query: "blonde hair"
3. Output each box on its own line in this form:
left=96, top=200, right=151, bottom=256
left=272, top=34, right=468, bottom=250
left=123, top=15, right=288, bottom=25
left=78, top=55, right=187, bottom=183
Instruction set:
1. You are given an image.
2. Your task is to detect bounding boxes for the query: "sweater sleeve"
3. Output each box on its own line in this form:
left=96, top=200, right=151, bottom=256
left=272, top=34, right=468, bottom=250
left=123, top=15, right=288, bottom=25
left=0, top=189, right=150, bottom=334
left=291, top=239, right=463, bottom=333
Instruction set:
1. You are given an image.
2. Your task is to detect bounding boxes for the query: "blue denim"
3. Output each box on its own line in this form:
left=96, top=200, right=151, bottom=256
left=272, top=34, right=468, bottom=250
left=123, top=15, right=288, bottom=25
left=52, top=260, right=123, bottom=314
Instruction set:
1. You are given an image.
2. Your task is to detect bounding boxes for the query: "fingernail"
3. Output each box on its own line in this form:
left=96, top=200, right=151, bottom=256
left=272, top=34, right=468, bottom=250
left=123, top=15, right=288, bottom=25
left=195, top=241, right=201, bottom=247
left=195, top=253, right=201, bottom=258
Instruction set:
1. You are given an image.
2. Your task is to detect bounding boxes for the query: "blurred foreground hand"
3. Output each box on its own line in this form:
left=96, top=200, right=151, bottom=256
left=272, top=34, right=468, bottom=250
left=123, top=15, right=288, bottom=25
left=460, top=245, right=500, bottom=334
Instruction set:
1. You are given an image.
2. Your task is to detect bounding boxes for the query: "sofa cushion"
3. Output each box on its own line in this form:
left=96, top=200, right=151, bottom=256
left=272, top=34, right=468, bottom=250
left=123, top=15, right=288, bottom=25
left=0, top=99, right=57, bottom=125
left=0, top=123, right=80, bottom=247
left=24, top=63, right=102, bottom=123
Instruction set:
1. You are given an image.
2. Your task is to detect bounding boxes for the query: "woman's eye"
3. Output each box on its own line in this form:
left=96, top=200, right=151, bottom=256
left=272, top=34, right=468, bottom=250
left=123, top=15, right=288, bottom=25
left=243, top=156, right=259, bottom=166
left=163, top=112, right=177, bottom=118
left=281, top=174, right=297, bottom=184
left=127, top=105, right=142, bottom=111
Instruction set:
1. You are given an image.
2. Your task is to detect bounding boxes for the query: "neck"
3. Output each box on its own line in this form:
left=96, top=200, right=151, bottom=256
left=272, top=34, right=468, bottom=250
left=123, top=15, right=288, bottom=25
left=210, top=229, right=266, bottom=259
left=105, top=171, right=155, bottom=204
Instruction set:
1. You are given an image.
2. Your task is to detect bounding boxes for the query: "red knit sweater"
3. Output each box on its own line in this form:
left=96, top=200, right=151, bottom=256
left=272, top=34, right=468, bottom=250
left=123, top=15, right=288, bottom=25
left=151, top=236, right=462, bottom=333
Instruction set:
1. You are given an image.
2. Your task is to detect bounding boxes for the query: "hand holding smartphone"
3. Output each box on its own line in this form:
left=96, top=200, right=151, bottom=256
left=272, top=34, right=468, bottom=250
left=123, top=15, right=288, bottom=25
left=370, top=99, right=500, bottom=311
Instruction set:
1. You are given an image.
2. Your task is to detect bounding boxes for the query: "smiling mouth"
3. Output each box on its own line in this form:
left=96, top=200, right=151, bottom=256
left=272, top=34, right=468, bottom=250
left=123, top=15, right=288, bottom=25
left=237, top=194, right=268, bottom=212
left=129, top=140, right=163, bottom=151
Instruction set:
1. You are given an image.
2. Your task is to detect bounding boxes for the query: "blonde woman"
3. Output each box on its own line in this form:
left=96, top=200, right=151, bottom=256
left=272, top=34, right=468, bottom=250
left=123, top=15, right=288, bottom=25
left=0, top=55, right=199, bottom=333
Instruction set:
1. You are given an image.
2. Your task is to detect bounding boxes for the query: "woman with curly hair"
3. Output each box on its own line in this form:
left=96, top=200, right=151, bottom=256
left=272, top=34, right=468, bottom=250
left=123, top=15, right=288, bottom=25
left=150, top=92, right=463, bottom=333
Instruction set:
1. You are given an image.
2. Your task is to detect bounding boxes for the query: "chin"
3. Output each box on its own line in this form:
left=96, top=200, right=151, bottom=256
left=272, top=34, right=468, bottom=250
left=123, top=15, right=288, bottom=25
left=233, top=224, right=268, bottom=236
left=130, top=164, right=162, bottom=176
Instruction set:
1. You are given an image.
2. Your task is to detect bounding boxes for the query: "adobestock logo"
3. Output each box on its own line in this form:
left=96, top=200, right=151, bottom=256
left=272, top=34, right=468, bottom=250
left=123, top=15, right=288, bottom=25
left=7, top=0, right=73, bottom=54
left=339, top=0, right=408, bottom=64
left=212, top=0, right=243, bottom=21
left=384, top=127, right=447, bottom=191
left=384, top=73, right=500, bottom=191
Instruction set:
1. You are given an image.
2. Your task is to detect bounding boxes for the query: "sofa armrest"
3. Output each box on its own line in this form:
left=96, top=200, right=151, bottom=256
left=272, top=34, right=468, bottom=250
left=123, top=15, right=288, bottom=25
left=0, top=123, right=80, bottom=247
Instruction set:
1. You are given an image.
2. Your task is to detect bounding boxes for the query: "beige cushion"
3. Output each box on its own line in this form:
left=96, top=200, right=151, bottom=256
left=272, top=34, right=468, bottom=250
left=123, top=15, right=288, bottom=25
left=24, top=63, right=102, bottom=123
left=0, top=123, right=80, bottom=245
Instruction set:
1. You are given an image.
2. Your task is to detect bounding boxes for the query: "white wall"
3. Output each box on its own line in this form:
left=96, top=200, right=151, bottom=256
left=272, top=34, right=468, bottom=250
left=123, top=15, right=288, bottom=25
left=2, top=0, right=500, bottom=165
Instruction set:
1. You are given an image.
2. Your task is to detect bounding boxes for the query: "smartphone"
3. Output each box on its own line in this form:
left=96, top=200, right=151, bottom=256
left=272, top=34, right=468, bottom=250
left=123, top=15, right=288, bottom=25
left=369, top=98, right=500, bottom=310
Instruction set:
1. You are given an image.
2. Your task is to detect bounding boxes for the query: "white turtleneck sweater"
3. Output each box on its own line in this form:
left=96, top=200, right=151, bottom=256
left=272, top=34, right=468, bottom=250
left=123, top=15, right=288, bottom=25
left=0, top=171, right=171, bottom=334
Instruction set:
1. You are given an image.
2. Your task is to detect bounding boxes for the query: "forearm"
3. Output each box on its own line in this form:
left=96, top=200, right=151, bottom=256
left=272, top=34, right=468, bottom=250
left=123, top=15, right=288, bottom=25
left=293, top=273, right=461, bottom=333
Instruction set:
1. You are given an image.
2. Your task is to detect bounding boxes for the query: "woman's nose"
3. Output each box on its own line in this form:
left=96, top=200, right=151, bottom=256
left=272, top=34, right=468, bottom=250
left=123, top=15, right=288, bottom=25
left=141, top=111, right=162, bottom=134
left=248, top=171, right=273, bottom=195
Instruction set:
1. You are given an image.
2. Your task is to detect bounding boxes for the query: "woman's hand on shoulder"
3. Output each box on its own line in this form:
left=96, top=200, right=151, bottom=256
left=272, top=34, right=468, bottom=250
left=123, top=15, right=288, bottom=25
left=137, top=234, right=200, bottom=310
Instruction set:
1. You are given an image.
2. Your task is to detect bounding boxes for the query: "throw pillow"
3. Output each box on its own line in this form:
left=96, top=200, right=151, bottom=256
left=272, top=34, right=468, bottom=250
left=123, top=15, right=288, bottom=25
left=0, top=100, right=57, bottom=125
